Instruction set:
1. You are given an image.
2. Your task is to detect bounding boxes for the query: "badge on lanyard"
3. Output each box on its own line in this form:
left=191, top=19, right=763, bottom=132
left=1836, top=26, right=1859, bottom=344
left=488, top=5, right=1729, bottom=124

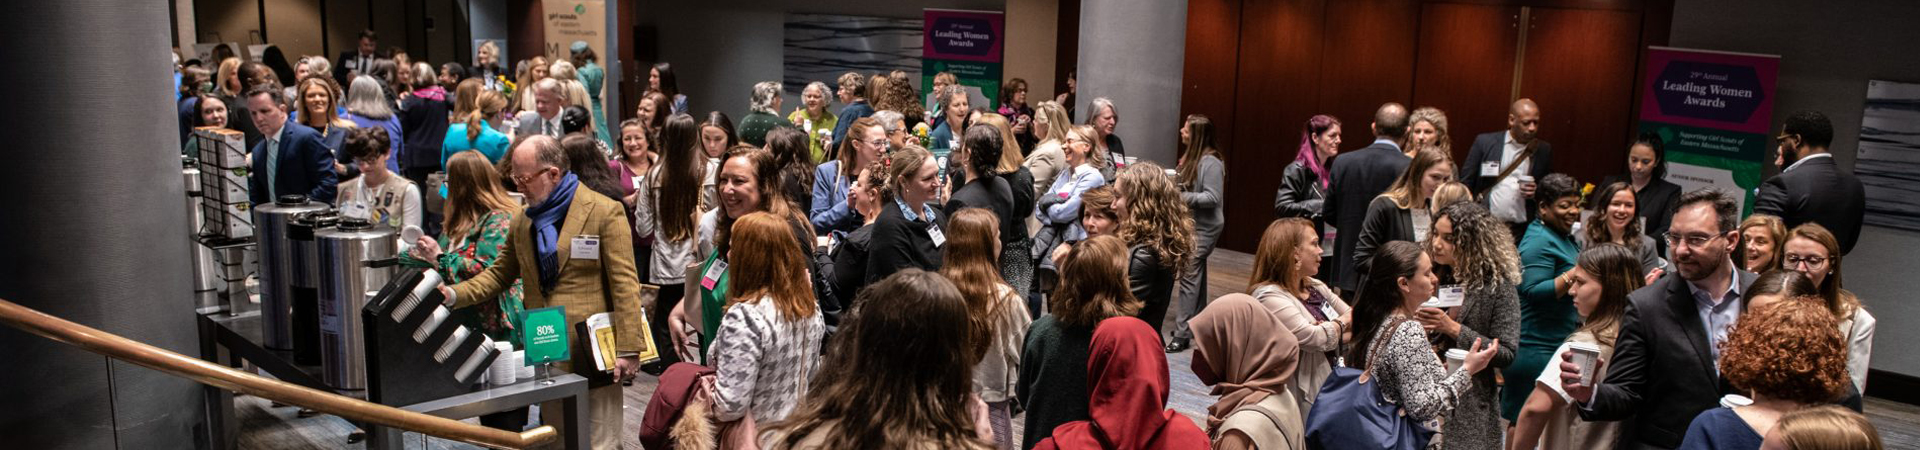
left=928, top=223, right=946, bottom=248
left=571, top=235, right=601, bottom=260
left=701, top=259, right=727, bottom=290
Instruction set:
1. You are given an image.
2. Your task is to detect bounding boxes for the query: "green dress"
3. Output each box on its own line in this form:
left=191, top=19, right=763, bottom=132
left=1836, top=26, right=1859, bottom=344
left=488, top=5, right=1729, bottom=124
left=576, top=61, right=611, bottom=146
left=400, top=210, right=526, bottom=347
left=696, top=250, right=730, bottom=364
left=1502, top=219, right=1580, bottom=420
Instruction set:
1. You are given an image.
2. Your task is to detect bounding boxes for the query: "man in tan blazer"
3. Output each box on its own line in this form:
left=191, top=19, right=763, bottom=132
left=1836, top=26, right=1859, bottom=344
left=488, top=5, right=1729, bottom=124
left=440, top=135, right=641, bottom=449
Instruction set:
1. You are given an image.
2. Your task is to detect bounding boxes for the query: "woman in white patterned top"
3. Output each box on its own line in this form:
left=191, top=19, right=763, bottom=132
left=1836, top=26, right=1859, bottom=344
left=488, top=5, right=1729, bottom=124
left=709, top=212, right=826, bottom=424
left=1344, top=241, right=1498, bottom=428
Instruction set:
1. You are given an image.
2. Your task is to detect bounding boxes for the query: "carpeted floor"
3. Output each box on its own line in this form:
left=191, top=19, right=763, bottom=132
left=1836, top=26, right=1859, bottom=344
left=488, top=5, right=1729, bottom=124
left=236, top=248, right=1920, bottom=449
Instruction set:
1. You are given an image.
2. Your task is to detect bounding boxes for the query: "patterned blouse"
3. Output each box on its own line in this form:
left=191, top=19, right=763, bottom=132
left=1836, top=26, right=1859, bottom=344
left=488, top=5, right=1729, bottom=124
left=1368, top=315, right=1473, bottom=423
left=401, top=210, right=524, bottom=345
left=708, top=294, right=825, bottom=424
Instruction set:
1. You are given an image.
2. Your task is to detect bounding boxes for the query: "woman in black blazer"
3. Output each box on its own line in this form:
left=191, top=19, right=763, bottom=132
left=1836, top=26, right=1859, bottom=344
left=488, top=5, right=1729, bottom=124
left=1600, top=132, right=1683, bottom=255
left=865, top=145, right=947, bottom=285
left=1355, top=147, right=1455, bottom=288
left=1111, top=162, right=1194, bottom=336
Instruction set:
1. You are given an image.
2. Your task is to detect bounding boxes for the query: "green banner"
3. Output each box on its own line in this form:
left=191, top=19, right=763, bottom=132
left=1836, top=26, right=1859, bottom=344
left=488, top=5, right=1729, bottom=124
left=520, top=306, right=569, bottom=365
left=1640, top=122, right=1766, bottom=215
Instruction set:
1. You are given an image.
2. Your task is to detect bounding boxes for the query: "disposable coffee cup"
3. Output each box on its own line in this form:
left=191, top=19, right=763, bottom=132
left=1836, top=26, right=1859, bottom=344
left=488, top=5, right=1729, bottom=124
left=1517, top=174, right=1536, bottom=186
left=1444, top=349, right=1467, bottom=372
left=1721, top=394, right=1753, bottom=409
left=1567, top=342, right=1602, bottom=385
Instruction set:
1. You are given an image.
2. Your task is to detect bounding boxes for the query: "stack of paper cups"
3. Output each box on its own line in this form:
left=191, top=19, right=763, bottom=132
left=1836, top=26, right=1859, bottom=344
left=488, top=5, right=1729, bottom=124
left=516, top=350, right=533, bottom=378
left=489, top=342, right=518, bottom=386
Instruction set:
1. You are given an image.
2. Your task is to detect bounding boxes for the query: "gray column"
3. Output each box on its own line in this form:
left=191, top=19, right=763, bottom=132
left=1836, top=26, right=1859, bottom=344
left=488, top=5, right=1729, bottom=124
left=0, top=1, right=204, bottom=449
left=1076, top=0, right=1189, bottom=165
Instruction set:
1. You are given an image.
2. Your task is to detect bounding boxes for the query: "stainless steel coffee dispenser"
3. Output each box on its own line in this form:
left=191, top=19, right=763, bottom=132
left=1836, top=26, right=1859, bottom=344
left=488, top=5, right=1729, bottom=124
left=253, top=195, right=329, bottom=350
left=315, top=218, right=398, bottom=392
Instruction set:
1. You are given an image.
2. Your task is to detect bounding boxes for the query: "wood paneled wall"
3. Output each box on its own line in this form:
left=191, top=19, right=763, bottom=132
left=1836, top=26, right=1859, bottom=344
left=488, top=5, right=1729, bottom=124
left=1184, top=0, right=1672, bottom=253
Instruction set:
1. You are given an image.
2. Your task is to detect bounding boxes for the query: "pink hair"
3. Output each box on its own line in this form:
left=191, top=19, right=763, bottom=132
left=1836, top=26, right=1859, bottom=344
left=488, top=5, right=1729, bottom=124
left=1296, top=114, right=1340, bottom=189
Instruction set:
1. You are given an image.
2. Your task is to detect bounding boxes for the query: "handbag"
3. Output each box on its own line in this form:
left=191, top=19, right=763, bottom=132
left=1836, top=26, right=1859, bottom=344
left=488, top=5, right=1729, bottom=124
left=1304, top=318, right=1436, bottom=450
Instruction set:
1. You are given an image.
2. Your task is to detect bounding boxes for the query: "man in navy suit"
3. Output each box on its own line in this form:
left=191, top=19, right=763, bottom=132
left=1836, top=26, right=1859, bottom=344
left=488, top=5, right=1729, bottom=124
left=246, top=84, right=338, bottom=205
left=1755, top=111, right=1866, bottom=254
left=1460, top=98, right=1553, bottom=240
left=1323, top=102, right=1412, bottom=292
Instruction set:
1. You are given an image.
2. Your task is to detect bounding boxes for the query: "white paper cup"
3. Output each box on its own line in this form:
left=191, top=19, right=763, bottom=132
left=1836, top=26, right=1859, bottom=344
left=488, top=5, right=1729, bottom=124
left=1721, top=394, right=1753, bottom=409
left=1567, top=342, right=1602, bottom=385
left=1445, top=349, right=1468, bottom=372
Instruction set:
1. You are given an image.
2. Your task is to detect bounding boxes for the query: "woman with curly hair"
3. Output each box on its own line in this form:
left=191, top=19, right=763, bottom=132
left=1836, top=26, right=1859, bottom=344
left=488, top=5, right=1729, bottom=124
left=877, top=70, right=927, bottom=130
left=1511, top=243, right=1643, bottom=449
left=1112, top=162, right=1195, bottom=336
left=759, top=269, right=993, bottom=450
left=1580, top=181, right=1668, bottom=276
left=1018, top=235, right=1141, bottom=449
left=1678, top=298, right=1850, bottom=449
left=1413, top=202, right=1520, bottom=450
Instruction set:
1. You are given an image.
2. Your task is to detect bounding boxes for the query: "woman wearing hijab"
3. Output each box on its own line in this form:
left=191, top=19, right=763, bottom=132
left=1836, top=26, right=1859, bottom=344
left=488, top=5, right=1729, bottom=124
left=1190, top=293, right=1305, bottom=450
left=1033, top=316, right=1211, bottom=450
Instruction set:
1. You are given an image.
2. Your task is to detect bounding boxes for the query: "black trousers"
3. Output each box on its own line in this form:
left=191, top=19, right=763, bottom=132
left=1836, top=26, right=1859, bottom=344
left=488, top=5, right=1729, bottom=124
left=650, top=283, right=685, bottom=366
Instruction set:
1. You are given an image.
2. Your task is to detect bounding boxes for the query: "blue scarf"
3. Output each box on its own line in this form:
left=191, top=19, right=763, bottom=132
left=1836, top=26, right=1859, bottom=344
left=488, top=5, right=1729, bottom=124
left=528, top=172, right=579, bottom=293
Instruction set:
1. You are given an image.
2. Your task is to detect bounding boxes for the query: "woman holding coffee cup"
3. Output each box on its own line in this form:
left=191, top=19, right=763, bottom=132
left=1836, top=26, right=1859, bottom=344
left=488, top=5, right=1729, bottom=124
left=1414, top=202, right=1520, bottom=450
left=1344, top=241, right=1498, bottom=431
left=1510, top=243, right=1642, bottom=449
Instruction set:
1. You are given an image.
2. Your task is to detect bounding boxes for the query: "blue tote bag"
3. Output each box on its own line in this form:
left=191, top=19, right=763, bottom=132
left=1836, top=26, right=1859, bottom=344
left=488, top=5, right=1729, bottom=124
left=1304, top=319, right=1436, bottom=450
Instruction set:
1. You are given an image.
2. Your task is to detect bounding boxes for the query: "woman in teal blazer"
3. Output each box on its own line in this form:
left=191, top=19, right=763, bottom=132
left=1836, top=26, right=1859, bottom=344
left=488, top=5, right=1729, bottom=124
left=1501, top=173, right=1585, bottom=421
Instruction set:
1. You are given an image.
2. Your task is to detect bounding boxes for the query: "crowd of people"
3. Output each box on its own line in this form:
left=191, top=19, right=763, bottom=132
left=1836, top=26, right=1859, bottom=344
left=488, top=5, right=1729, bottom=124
left=175, top=31, right=1889, bottom=449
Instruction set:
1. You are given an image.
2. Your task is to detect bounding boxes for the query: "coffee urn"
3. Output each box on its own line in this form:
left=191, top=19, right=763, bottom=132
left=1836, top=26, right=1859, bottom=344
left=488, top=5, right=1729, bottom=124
left=253, top=195, right=330, bottom=351
left=316, top=218, right=398, bottom=393
left=184, top=167, right=223, bottom=313
left=287, top=210, right=339, bottom=366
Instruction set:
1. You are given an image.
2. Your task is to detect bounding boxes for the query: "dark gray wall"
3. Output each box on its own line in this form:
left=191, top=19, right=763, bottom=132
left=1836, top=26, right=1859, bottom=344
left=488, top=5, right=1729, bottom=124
left=1076, top=0, right=1187, bottom=166
left=637, top=0, right=1005, bottom=120
left=1670, top=0, right=1920, bottom=378
left=0, top=1, right=204, bottom=448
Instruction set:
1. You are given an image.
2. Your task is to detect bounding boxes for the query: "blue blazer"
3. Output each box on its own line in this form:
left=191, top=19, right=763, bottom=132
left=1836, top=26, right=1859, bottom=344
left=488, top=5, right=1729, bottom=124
left=250, top=121, right=339, bottom=205
left=809, top=160, right=861, bottom=235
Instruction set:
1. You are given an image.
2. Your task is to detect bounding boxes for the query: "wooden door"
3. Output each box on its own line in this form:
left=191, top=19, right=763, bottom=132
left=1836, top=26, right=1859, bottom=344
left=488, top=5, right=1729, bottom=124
left=1411, top=2, right=1521, bottom=163
left=1519, top=7, right=1644, bottom=185
left=1217, top=0, right=1327, bottom=252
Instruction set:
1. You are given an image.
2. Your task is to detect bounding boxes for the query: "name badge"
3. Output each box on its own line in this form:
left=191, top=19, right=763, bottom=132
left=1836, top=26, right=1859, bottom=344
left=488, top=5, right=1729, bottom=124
left=1434, top=284, right=1466, bottom=308
left=1481, top=161, right=1501, bottom=177
left=571, top=235, right=600, bottom=260
left=342, top=201, right=372, bottom=220
left=928, top=223, right=946, bottom=247
left=701, top=260, right=727, bottom=290
left=631, top=175, right=643, bottom=190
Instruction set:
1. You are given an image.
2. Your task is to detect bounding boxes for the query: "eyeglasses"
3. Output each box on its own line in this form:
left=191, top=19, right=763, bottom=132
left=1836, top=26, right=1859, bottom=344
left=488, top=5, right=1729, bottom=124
left=1783, top=254, right=1829, bottom=270
left=1662, top=231, right=1725, bottom=249
left=511, top=166, right=554, bottom=186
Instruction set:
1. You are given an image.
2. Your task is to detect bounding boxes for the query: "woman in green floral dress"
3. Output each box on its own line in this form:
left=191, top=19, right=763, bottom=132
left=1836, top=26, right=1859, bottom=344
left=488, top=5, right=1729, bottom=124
left=402, top=151, right=526, bottom=346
